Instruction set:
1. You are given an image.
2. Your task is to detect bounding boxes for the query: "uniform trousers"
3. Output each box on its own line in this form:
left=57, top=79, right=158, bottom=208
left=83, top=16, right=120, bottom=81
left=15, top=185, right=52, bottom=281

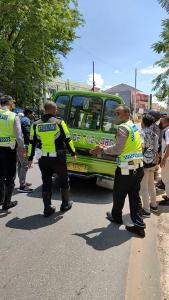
left=112, top=166, right=144, bottom=227
left=39, top=155, right=69, bottom=194
left=0, top=147, right=16, bottom=187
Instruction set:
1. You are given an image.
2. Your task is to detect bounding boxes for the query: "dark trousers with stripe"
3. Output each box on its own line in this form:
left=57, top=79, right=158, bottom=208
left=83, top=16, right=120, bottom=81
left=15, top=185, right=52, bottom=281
left=39, top=155, right=69, bottom=194
left=112, top=166, right=144, bottom=227
left=0, top=147, right=16, bottom=187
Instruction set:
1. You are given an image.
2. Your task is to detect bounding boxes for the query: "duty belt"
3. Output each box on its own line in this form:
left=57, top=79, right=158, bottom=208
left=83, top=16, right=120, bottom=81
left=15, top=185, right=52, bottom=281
left=42, top=152, right=57, bottom=157
left=119, top=161, right=143, bottom=170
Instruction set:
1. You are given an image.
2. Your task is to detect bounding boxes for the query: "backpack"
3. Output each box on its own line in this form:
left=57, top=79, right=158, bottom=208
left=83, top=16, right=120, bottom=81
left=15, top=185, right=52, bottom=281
left=143, top=147, right=156, bottom=168
left=142, top=130, right=158, bottom=168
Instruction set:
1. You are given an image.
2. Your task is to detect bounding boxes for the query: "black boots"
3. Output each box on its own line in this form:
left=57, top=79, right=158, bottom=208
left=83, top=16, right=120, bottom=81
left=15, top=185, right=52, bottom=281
left=60, top=189, right=73, bottom=212
left=43, top=192, right=55, bottom=217
left=2, top=184, right=17, bottom=210
left=106, top=212, right=123, bottom=225
left=0, top=183, right=5, bottom=206
left=126, top=224, right=145, bottom=238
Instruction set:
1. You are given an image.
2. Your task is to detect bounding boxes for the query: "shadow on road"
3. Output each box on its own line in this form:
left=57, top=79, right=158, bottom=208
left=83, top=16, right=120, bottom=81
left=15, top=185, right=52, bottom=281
left=154, top=203, right=169, bottom=216
left=27, top=178, right=112, bottom=205
left=27, top=185, right=42, bottom=199
left=73, top=222, right=132, bottom=250
left=5, top=212, right=63, bottom=230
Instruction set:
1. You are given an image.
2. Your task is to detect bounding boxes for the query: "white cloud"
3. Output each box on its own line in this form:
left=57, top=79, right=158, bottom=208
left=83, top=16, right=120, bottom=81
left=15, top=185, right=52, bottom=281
left=114, top=69, right=120, bottom=74
left=104, top=85, right=112, bottom=90
left=152, top=95, right=167, bottom=108
left=137, top=60, right=143, bottom=64
left=87, top=73, right=104, bottom=89
left=152, top=95, right=158, bottom=103
left=140, top=65, right=167, bottom=75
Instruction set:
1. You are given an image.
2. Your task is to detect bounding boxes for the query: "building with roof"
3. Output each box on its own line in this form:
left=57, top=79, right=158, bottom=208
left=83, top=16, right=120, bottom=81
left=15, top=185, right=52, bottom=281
left=46, top=78, right=92, bottom=98
left=105, top=83, right=149, bottom=112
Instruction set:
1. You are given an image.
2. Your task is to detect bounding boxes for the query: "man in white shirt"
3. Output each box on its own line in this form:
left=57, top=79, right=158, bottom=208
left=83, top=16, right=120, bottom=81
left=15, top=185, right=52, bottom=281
left=159, top=116, right=169, bottom=205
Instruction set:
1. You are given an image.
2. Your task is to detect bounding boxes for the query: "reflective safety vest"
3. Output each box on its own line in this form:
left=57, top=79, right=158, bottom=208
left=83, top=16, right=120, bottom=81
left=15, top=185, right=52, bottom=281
left=118, top=120, right=143, bottom=164
left=36, top=122, right=61, bottom=153
left=0, top=109, right=16, bottom=148
left=28, top=119, right=75, bottom=155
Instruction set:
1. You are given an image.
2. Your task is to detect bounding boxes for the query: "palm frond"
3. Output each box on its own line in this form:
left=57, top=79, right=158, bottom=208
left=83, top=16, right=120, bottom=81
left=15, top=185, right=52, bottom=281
left=158, top=0, right=169, bottom=12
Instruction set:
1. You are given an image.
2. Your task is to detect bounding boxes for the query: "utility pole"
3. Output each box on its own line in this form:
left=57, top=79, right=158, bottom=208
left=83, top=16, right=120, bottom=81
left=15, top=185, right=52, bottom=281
left=92, top=61, right=95, bottom=92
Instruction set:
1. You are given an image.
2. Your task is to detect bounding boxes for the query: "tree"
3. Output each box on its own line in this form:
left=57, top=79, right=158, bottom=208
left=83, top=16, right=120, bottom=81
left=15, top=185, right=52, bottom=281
left=0, top=0, right=83, bottom=107
left=158, top=0, right=169, bottom=12
left=152, top=19, right=169, bottom=105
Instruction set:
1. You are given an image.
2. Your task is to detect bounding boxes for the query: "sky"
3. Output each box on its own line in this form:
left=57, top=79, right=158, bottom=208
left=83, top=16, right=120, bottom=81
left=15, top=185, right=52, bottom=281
left=61, top=0, right=168, bottom=97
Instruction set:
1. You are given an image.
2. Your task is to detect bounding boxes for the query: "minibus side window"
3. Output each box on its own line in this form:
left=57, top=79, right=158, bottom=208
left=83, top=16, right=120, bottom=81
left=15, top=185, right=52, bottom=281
left=103, top=99, right=119, bottom=133
left=55, top=95, right=69, bottom=121
left=69, top=96, right=102, bottom=130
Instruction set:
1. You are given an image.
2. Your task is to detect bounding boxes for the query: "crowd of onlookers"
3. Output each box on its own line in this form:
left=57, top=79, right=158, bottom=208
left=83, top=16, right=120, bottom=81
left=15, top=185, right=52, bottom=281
left=140, top=111, right=169, bottom=217
left=15, top=106, right=169, bottom=217
left=17, top=106, right=169, bottom=216
left=1, top=95, right=169, bottom=218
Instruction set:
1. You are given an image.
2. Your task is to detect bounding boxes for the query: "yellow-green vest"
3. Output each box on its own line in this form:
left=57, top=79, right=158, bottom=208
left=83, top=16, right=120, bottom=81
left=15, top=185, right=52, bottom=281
left=118, top=120, right=143, bottom=164
left=28, top=118, right=75, bottom=158
left=35, top=122, right=60, bottom=153
left=0, top=109, right=16, bottom=147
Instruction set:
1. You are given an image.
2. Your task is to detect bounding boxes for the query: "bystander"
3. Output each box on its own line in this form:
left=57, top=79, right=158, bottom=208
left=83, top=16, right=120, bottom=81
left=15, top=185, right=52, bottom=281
left=140, top=114, right=159, bottom=217
left=159, top=117, right=169, bottom=205
left=17, top=108, right=34, bottom=193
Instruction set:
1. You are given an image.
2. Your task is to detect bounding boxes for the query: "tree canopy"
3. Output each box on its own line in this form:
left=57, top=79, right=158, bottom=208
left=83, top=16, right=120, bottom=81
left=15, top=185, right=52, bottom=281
left=152, top=14, right=169, bottom=104
left=0, top=0, right=83, bottom=107
left=158, top=0, right=169, bottom=12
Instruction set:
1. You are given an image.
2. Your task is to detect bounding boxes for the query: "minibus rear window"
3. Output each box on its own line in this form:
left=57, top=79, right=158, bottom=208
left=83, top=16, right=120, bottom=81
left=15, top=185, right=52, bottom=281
left=68, top=96, right=102, bottom=130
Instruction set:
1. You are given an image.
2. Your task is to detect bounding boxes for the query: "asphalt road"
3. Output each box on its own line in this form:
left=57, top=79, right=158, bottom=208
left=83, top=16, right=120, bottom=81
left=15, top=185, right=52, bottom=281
left=0, top=164, right=161, bottom=300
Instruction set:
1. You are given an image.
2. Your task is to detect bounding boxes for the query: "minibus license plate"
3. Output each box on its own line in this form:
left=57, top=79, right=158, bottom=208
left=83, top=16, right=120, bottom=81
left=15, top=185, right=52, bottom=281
left=68, top=163, right=88, bottom=173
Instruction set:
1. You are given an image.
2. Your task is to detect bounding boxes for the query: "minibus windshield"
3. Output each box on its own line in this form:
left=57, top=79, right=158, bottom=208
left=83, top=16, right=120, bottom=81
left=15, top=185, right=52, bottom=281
left=68, top=95, right=102, bottom=131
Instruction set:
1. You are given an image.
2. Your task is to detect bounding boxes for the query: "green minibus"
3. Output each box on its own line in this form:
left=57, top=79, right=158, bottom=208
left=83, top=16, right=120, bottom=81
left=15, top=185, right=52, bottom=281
left=55, top=90, right=124, bottom=187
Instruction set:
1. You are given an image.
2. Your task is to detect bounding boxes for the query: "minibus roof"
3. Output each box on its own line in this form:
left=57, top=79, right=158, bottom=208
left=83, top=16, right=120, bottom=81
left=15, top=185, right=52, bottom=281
left=55, top=90, right=124, bottom=104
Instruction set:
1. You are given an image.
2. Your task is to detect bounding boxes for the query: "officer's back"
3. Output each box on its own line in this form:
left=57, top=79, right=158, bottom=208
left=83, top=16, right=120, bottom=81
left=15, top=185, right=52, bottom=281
left=28, top=101, right=76, bottom=217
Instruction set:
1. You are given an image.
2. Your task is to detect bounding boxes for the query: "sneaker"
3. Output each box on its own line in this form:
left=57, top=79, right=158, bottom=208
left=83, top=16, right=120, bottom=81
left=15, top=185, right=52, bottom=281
left=106, top=212, right=123, bottom=225
left=60, top=201, right=73, bottom=212
left=44, top=206, right=56, bottom=217
left=142, top=209, right=151, bottom=218
left=18, top=186, right=33, bottom=193
left=150, top=205, right=158, bottom=213
left=2, top=201, right=18, bottom=210
left=126, top=224, right=145, bottom=238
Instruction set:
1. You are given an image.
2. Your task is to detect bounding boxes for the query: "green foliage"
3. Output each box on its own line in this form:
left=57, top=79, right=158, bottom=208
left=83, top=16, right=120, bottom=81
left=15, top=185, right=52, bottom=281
left=158, top=0, right=169, bottom=12
left=152, top=19, right=169, bottom=104
left=0, top=0, right=83, bottom=107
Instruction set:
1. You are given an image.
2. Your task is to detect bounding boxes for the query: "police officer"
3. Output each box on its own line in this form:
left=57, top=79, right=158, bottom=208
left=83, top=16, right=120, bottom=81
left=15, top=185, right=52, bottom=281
left=91, top=105, right=145, bottom=238
left=0, top=95, right=25, bottom=210
left=28, top=101, right=76, bottom=217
